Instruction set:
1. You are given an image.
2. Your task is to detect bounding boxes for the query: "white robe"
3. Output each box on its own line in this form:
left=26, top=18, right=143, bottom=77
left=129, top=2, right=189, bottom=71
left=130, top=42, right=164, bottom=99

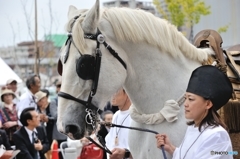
left=173, top=125, right=233, bottom=159
left=105, top=109, right=132, bottom=158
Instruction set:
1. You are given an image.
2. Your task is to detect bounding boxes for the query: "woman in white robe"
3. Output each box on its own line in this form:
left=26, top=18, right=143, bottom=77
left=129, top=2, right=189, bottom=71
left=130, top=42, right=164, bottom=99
left=156, top=65, right=234, bottom=159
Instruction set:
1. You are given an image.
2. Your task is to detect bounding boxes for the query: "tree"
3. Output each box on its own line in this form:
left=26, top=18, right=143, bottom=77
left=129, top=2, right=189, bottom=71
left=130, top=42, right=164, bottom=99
left=217, top=24, right=229, bottom=34
left=19, top=0, right=59, bottom=86
left=153, top=0, right=211, bottom=41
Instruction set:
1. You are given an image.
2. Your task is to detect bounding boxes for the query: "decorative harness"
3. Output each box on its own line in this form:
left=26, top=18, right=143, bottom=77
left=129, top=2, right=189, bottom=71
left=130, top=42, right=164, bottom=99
left=58, top=15, right=127, bottom=131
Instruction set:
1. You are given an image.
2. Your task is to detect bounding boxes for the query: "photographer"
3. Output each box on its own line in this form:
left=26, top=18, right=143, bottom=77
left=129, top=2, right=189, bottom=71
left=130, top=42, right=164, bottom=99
left=13, top=107, right=50, bottom=159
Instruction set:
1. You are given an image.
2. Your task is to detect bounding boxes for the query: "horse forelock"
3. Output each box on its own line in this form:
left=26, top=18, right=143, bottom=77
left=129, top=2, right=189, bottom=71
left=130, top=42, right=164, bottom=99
left=102, top=7, right=214, bottom=62
left=65, top=9, right=89, bottom=54
left=64, top=8, right=107, bottom=55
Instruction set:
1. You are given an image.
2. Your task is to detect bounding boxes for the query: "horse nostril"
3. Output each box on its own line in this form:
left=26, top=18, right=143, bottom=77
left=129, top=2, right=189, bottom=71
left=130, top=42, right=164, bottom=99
left=65, top=125, right=83, bottom=139
left=65, top=125, right=78, bottom=134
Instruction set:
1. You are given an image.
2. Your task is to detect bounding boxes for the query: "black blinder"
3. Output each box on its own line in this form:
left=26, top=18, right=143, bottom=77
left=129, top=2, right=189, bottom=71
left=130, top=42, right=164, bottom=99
left=57, top=59, right=63, bottom=76
left=76, top=55, right=96, bottom=80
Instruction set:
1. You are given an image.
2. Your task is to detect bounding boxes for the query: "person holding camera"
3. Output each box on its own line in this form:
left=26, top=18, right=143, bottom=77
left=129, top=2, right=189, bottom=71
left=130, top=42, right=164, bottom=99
left=13, top=107, right=50, bottom=159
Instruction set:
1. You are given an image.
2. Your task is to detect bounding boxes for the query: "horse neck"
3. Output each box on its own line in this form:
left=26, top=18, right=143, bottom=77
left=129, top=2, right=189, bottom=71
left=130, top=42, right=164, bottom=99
left=123, top=42, right=201, bottom=113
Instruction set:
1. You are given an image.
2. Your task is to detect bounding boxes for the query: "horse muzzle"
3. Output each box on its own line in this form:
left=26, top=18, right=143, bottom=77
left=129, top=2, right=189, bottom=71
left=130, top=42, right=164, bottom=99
left=58, top=103, right=88, bottom=139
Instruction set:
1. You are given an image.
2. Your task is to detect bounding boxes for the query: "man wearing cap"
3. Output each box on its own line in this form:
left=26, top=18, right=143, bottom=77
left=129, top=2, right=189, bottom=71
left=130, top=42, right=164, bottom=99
left=17, top=75, right=41, bottom=125
left=6, top=79, right=19, bottom=104
left=156, top=65, right=233, bottom=159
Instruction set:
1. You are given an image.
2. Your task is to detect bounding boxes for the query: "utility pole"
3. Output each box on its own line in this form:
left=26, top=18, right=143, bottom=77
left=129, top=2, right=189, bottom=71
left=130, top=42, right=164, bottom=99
left=34, top=0, right=39, bottom=75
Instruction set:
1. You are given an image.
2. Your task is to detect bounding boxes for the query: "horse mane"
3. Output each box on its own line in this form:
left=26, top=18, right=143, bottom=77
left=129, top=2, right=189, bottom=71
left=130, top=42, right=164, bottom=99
left=102, top=7, right=213, bottom=62
left=65, top=7, right=213, bottom=62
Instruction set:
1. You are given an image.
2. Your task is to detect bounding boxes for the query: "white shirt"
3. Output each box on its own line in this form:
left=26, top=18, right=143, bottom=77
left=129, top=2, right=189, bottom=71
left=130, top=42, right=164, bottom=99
left=17, top=90, right=37, bottom=119
left=24, top=127, right=38, bottom=143
left=173, top=125, right=233, bottom=159
left=105, top=109, right=132, bottom=152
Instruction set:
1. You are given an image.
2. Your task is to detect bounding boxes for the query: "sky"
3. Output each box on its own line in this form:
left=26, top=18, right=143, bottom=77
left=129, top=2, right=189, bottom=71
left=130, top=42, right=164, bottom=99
left=0, top=0, right=152, bottom=47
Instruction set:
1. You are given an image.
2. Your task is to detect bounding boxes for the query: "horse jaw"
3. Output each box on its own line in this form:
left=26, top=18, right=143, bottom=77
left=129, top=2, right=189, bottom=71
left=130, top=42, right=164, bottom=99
left=81, top=0, right=100, bottom=34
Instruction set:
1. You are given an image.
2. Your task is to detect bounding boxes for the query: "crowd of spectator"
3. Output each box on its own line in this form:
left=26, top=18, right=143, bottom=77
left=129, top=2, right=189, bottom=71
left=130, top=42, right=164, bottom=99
left=0, top=75, right=66, bottom=159
left=0, top=75, right=132, bottom=159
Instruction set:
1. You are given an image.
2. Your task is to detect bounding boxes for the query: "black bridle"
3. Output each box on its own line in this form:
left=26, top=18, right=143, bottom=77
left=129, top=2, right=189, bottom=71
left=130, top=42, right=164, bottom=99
left=58, top=15, right=127, bottom=130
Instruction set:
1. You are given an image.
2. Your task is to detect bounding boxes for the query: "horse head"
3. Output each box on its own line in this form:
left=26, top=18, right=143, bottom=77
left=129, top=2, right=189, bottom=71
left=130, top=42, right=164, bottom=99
left=57, top=0, right=128, bottom=139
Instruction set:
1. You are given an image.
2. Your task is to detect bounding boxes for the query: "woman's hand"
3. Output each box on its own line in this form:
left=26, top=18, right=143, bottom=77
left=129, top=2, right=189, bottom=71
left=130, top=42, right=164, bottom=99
left=155, top=134, right=176, bottom=155
left=3, top=121, right=17, bottom=128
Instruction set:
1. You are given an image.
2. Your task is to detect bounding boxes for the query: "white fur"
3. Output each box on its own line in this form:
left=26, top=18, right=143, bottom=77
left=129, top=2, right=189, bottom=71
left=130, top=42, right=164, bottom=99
left=57, top=0, right=214, bottom=158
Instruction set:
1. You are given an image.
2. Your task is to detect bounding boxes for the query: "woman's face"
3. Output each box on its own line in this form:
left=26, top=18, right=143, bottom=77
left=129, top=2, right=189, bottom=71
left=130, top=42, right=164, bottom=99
left=37, top=96, right=48, bottom=109
left=184, top=92, right=212, bottom=123
left=3, top=94, right=14, bottom=104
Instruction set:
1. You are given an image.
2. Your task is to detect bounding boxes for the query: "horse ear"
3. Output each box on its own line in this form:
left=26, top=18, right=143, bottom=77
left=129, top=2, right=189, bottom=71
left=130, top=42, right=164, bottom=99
left=82, top=0, right=100, bottom=34
left=68, top=5, right=78, bottom=19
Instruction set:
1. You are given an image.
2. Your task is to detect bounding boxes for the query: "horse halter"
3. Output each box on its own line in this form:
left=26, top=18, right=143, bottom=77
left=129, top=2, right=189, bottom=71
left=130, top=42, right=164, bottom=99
left=58, top=15, right=127, bottom=129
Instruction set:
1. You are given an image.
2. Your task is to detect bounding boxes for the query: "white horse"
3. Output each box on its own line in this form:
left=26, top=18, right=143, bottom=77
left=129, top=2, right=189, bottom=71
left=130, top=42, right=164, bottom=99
left=57, top=0, right=214, bottom=158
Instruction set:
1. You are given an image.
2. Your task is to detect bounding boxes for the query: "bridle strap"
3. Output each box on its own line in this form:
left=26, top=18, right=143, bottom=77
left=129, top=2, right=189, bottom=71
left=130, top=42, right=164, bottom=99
left=58, top=92, right=103, bottom=114
left=101, top=122, right=159, bottom=134
left=85, top=29, right=127, bottom=70
left=99, top=122, right=167, bottom=159
left=86, top=135, right=112, bottom=155
left=102, top=41, right=127, bottom=69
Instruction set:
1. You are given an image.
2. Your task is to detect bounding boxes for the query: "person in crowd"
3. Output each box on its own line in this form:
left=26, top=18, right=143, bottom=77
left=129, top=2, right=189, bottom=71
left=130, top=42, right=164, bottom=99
left=35, top=90, right=54, bottom=159
left=54, top=80, right=61, bottom=105
left=56, top=81, right=61, bottom=93
left=35, top=89, right=66, bottom=159
left=0, top=129, right=12, bottom=150
left=17, top=75, right=41, bottom=123
left=104, top=101, right=119, bottom=114
left=0, top=114, right=2, bottom=128
left=51, top=81, right=68, bottom=159
left=98, top=110, right=113, bottom=143
left=0, top=87, right=6, bottom=108
left=0, top=129, right=14, bottom=159
left=98, top=110, right=113, bottom=159
left=0, top=89, right=18, bottom=146
left=35, top=90, right=54, bottom=142
left=6, top=79, right=19, bottom=104
left=13, top=107, right=50, bottom=159
left=156, top=65, right=233, bottom=159
left=105, top=89, right=133, bottom=159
